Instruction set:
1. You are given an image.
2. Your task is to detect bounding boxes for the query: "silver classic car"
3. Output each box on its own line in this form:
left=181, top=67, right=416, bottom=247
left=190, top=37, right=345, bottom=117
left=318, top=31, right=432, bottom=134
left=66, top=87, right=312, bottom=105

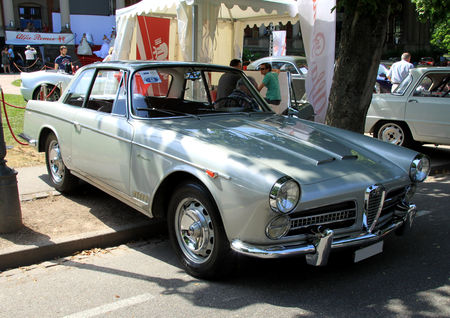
left=21, top=61, right=430, bottom=279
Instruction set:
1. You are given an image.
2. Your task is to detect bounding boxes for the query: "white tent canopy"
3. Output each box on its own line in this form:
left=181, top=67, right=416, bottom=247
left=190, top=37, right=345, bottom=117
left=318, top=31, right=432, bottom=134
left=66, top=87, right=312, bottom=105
left=113, top=0, right=299, bottom=63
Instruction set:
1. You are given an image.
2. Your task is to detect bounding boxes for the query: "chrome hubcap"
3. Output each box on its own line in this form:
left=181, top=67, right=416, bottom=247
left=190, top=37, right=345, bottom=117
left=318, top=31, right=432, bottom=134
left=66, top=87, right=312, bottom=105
left=378, top=124, right=404, bottom=145
left=48, top=140, right=64, bottom=183
left=175, top=198, right=214, bottom=264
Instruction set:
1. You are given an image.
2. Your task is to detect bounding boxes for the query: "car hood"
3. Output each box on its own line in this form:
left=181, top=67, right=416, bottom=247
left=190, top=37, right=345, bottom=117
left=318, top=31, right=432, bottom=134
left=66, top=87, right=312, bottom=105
left=161, top=114, right=407, bottom=185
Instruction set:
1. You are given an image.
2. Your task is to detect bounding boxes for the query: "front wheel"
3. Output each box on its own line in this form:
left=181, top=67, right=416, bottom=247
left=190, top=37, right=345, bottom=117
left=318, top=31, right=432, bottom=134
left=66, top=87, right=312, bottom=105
left=167, top=182, right=234, bottom=279
left=45, top=133, right=78, bottom=192
left=374, top=121, right=414, bottom=148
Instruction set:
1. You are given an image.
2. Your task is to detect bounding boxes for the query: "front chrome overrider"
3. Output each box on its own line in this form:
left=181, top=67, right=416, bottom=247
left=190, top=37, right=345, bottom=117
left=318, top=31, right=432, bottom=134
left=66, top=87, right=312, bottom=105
left=231, top=204, right=417, bottom=266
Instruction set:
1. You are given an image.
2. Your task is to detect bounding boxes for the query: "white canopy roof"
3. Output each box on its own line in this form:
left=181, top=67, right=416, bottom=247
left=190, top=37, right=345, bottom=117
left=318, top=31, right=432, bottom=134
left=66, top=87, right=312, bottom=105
left=113, top=0, right=299, bottom=62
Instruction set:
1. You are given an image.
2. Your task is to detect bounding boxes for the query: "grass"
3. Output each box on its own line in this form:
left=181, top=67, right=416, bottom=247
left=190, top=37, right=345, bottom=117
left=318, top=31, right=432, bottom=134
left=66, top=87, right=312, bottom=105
left=1, top=93, right=45, bottom=167
left=1, top=94, right=27, bottom=146
left=12, top=79, right=21, bottom=87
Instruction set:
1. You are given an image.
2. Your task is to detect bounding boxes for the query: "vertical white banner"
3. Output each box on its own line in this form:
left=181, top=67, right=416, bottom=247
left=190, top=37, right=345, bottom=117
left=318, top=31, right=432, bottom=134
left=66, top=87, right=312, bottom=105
left=272, top=30, right=286, bottom=56
left=298, top=0, right=336, bottom=124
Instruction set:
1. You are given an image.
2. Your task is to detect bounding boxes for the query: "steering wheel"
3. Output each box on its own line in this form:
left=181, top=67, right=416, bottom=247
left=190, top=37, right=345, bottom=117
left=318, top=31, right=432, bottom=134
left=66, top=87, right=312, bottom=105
left=213, top=96, right=247, bottom=112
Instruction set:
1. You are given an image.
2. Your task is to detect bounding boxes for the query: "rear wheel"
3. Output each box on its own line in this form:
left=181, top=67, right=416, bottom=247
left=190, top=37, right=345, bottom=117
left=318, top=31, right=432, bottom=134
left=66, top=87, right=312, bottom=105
left=45, top=133, right=78, bottom=192
left=33, top=85, right=60, bottom=101
left=374, top=121, right=414, bottom=148
left=167, top=182, right=234, bottom=279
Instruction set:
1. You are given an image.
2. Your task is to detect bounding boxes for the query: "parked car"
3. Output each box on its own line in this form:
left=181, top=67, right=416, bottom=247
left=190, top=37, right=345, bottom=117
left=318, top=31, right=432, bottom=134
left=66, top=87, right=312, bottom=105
left=366, top=66, right=450, bottom=147
left=21, top=61, right=430, bottom=279
left=418, top=57, right=434, bottom=67
left=20, top=69, right=73, bottom=101
left=247, top=55, right=308, bottom=100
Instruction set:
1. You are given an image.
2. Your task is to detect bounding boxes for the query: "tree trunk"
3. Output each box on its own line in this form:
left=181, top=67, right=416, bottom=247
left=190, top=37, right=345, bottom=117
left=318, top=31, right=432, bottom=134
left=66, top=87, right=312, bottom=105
left=326, top=1, right=392, bottom=133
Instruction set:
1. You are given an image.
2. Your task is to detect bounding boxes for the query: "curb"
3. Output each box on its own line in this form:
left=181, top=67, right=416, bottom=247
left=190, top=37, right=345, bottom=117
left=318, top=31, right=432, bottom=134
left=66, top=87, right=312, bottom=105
left=0, top=221, right=165, bottom=272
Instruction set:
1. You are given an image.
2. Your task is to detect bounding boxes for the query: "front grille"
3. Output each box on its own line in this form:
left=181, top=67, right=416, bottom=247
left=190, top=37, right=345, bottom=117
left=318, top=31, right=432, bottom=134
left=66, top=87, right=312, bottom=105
left=287, top=201, right=357, bottom=236
left=364, top=184, right=386, bottom=232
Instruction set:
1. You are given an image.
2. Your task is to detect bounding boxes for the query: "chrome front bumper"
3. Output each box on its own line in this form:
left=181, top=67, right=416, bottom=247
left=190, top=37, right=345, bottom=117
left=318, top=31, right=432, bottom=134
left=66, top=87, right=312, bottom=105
left=231, top=204, right=417, bottom=266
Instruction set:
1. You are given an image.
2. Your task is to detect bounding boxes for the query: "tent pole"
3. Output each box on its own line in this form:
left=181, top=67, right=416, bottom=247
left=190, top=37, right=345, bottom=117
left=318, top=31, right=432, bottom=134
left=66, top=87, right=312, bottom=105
left=192, top=4, right=198, bottom=61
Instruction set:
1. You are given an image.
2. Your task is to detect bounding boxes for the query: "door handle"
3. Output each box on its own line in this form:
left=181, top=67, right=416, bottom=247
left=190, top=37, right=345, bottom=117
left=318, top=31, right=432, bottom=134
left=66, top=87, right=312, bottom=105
left=408, top=99, right=418, bottom=103
left=73, top=121, right=81, bottom=131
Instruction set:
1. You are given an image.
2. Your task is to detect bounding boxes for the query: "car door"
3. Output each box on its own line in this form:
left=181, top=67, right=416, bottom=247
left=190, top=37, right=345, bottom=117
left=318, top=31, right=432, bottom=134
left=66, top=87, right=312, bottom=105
left=405, top=71, right=450, bottom=144
left=70, top=69, right=133, bottom=194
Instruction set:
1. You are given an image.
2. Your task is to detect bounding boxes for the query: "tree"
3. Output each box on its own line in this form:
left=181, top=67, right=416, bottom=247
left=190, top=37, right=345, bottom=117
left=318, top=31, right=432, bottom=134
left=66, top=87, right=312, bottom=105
left=411, top=0, right=449, bottom=52
left=326, top=0, right=398, bottom=133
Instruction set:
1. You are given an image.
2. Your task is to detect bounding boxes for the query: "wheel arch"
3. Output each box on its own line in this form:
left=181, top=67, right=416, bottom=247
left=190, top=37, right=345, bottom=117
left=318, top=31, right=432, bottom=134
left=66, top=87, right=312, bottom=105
left=37, top=127, right=56, bottom=152
left=151, top=171, right=216, bottom=220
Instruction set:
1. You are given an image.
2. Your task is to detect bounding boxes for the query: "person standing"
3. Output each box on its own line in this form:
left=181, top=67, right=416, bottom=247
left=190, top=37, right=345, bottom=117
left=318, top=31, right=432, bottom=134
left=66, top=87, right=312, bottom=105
left=257, top=62, right=281, bottom=105
left=217, top=59, right=242, bottom=99
left=2, top=47, right=11, bottom=73
left=54, top=45, right=72, bottom=73
left=387, top=52, right=414, bottom=92
left=7, top=45, right=16, bottom=72
left=24, top=45, right=37, bottom=71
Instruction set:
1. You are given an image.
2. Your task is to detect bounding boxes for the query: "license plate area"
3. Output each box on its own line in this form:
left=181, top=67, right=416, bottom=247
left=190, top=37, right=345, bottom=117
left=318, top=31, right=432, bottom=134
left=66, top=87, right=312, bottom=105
left=354, top=241, right=383, bottom=263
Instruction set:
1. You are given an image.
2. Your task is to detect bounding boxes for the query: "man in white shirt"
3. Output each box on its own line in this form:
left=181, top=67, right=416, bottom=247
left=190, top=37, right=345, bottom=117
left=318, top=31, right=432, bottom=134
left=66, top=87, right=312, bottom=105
left=24, top=45, right=37, bottom=71
left=387, top=52, right=414, bottom=92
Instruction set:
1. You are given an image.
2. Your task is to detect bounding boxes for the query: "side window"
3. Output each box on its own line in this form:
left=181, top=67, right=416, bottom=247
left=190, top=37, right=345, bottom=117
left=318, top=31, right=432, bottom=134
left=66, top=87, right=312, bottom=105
left=413, top=76, right=432, bottom=97
left=184, top=71, right=209, bottom=103
left=111, top=73, right=127, bottom=116
left=280, top=63, right=298, bottom=74
left=64, top=69, right=95, bottom=107
left=86, top=70, right=123, bottom=113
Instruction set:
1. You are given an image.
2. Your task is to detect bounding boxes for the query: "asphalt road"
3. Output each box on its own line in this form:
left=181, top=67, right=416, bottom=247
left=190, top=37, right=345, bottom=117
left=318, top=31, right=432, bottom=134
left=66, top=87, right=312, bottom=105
left=0, top=174, right=449, bottom=318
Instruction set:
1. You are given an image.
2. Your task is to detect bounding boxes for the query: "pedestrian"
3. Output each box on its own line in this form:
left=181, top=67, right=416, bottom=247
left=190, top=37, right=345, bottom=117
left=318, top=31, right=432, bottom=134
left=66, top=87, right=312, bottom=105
left=2, top=47, right=11, bottom=73
left=24, top=45, right=37, bottom=71
left=54, top=45, right=72, bottom=73
left=217, top=59, right=242, bottom=99
left=8, top=45, right=16, bottom=72
left=257, top=62, right=281, bottom=105
left=387, top=52, right=414, bottom=92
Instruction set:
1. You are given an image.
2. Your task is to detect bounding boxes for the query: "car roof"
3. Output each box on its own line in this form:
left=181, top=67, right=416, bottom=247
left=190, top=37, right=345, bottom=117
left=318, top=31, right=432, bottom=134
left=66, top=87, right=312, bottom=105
left=80, top=60, right=238, bottom=73
left=410, top=66, right=450, bottom=75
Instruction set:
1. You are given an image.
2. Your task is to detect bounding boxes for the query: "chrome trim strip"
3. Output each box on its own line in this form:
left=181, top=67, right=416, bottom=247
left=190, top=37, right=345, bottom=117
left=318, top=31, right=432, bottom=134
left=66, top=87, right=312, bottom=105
left=18, top=133, right=37, bottom=147
left=231, top=204, right=416, bottom=259
left=132, top=140, right=231, bottom=180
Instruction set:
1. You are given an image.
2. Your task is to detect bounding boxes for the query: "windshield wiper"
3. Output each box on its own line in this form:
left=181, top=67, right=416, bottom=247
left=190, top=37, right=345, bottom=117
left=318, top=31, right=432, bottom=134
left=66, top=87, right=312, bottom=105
left=136, top=107, right=200, bottom=120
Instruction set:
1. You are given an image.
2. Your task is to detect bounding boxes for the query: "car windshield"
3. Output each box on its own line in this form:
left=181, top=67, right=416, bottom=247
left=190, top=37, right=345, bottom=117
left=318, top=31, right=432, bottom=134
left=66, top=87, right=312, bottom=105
left=130, top=67, right=272, bottom=118
left=393, top=74, right=412, bottom=95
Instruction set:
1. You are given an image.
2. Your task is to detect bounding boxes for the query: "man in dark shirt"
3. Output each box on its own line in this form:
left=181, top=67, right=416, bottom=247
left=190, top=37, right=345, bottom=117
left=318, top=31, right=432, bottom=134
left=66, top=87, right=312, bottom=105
left=216, top=59, right=242, bottom=99
left=54, top=45, right=72, bottom=73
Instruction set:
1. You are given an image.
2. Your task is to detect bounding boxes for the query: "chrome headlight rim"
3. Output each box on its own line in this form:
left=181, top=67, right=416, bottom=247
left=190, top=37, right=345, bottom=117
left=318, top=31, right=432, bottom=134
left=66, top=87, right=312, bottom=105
left=269, top=176, right=301, bottom=214
left=265, top=215, right=291, bottom=239
left=409, top=154, right=431, bottom=183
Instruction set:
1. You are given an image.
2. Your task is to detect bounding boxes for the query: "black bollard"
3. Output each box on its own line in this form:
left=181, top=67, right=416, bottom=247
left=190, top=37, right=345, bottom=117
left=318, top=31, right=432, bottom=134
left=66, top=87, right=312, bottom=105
left=0, top=89, right=22, bottom=233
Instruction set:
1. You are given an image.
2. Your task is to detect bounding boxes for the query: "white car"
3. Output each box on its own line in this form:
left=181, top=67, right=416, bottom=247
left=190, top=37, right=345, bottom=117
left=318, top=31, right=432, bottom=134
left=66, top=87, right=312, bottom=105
left=246, top=56, right=308, bottom=100
left=365, top=67, right=450, bottom=147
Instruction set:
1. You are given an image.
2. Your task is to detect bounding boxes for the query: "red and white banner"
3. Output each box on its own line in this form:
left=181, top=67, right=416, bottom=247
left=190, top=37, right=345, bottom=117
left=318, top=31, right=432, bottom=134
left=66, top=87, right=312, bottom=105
left=135, top=16, right=170, bottom=96
left=136, top=16, right=170, bottom=61
left=5, top=31, right=75, bottom=45
left=298, top=0, right=336, bottom=124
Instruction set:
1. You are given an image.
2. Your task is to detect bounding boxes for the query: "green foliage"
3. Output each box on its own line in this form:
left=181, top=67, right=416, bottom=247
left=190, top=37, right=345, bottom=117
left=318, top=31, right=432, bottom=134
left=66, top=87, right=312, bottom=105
left=242, top=49, right=261, bottom=63
left=411, top=0, right=450, bottom=52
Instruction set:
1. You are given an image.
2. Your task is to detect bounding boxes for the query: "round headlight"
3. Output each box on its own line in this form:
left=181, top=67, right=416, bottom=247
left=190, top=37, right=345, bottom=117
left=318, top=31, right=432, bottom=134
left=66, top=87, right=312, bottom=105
left=270, top=176, right=301, bottom=213
left=409, top=154, right=430, bottom=182
left=266, top=215, right=291, bottom=239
